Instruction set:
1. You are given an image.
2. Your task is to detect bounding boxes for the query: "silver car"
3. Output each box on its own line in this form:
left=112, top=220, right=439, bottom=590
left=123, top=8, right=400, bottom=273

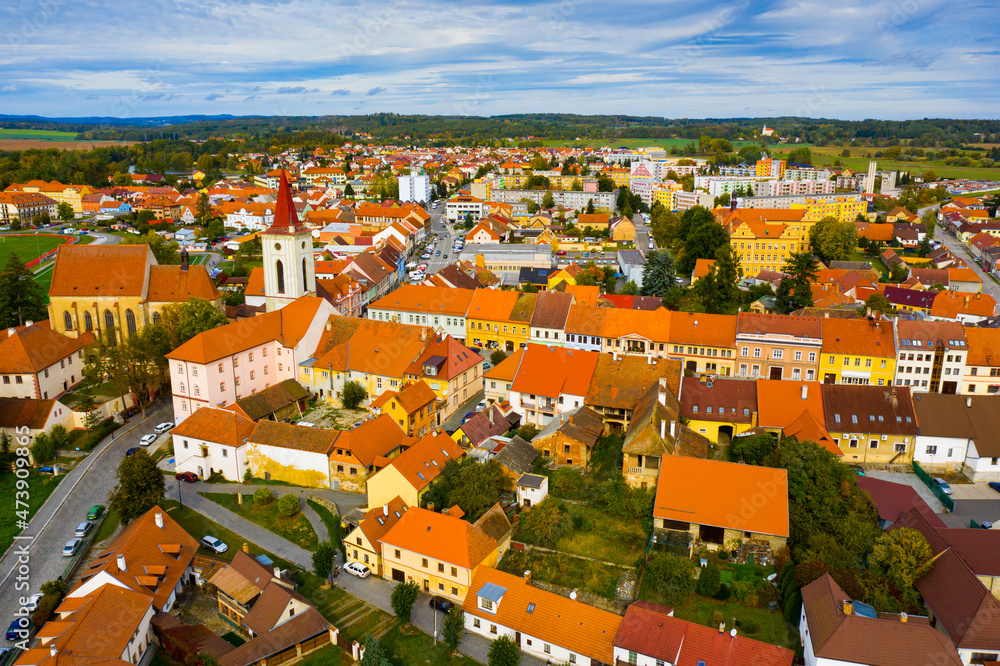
left=62, top=538, right=82, bottom=557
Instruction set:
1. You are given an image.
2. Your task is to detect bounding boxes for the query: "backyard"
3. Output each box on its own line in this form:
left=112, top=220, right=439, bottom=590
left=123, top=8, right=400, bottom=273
left=498, top=547, right=624, bottom=598
left=201, top=492, right=319, bottom=551
left=515, top=502, right=646, bottom=566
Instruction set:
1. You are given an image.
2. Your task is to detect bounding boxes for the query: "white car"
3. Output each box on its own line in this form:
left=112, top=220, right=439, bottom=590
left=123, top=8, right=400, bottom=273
left=201, top=536, right=228, bottom=554
left=25, top=593, right=43, bottom=612
left=344, top=562, right=371, bottom=578
left=154, top=422, right=174, bottom=434
left=139, top=434, right=157, bottom=447
left=62, top=538, right=82, bottom=557
left=296, top=421, right=316, bottom=428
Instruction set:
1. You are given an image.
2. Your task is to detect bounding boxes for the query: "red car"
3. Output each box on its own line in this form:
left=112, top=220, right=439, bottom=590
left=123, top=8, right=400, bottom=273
left=175, top=472, right=199, bottom=483
left=557, top=250, right=567, bottom=256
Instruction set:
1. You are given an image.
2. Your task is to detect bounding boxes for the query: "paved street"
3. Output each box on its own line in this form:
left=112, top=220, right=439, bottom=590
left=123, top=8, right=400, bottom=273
left=0, top=401, right=173, bottom=646
left=919, top=202, right=1000, bottom=301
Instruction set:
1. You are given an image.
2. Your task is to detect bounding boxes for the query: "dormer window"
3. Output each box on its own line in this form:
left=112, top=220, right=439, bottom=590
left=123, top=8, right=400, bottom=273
left=481, top=599, right=493, bottom=611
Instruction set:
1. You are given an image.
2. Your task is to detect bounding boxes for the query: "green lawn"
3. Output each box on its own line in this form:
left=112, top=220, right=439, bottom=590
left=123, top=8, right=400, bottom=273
left=0, top=469, right=64, bottom=555
left=201, top=492, right=319, bottom=551
left=92, top=505, right=120, bottom=542
left=672, top=598, right=800, bottom=652
left=157, top=499, right=295, bottom=568
left=537, top=137, right=755, bottom=150
left=294, top=646, right=344, bottom=666
left=1, top=234, right=69, bottom=266
left=307, top=499, right=345, bottom=555
left=516, top=504, right=646, bottom=566
left=497, top=548, right=623, bottom=598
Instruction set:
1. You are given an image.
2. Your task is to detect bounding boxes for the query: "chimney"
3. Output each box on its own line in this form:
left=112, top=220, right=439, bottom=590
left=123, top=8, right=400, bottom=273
left=647, top=355, right=651, bottom=364
left=718, top=622, right=725, bottom=634
left=842, top=600, right=852, bottom=615
left=117, top=554, right=127, bottom=572
left=25, top=320, right=33, bottom=327
left=243, top=543, right=250, bottom=553
left=275, top=568, right=282, bottom=580
left=50, top=645, right=57, bottom=658
left=660, top=420, right=666, bottom=440
left=523, top=570, right=532, bottom=583
left=6, top=328, right=13, bottom=336
left=155, top=512, right=163, bottom=528
left=383, top=504, right=389, bottom=517
left=966, top=396, right=972, bottom=408
left=181, top=248, right=189, bottom=271
left=612, top=351, right=617, bottom=361
left=670, top=420, right=677, bottom=438
left=900, top=612, right=908, bottom=623
left=427, top=502, right=435, bottom=512
left=326, top=320, right=332, bottom=331
left=801, top=385, right=808, bottom=400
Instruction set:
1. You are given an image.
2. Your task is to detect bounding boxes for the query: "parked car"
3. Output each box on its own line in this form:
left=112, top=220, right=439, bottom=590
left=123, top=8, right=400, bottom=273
left=87, top=505, right=105, bottom=520
left=482, top=361, right=492, bottom=370
left=201, top=536, right=228, bottom=554
left=125, top=447, right=140, bottom=457
left=176, top=471, right=199, bottom=483
left=25, top=593, right=43, bottom=612
left=62, top=538, right=82, bottom=557
left=154, top=422, right=174, bottom=434
left=296, top=421, right=317, bottom=427
left=429, top=596, right=455, bottom=613
left=990, top=482, right=1000, bottom=495
left=933, top=477, right=953, bottom=495
left=461, top=412, right=476, bottom=425
left=477, top=400, right=487, bottom=410
left=557, top=250, right=567, bottom=256
left=5, top=618, right=28, bottom=641
left=344, top=562, right=370, bottom=578
left=74, top=521, right=94, bottom=537
left=139, top=434, right=157, bottom=447
left=982, top=520, right=994, bottom=529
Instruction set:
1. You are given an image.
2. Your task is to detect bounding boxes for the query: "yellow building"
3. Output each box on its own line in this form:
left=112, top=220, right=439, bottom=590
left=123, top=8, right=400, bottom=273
left=821, top=384, right=917, bottom=463
left=611, top=217, right=636, bottom=242
left=344, top=496, right=409, bottom=577
left=465, top=290, right=536, bottom=353
left=366, top=432, right=465, bottom=509
left=368, top=380, right=439, bottom=437
left=546, top=264, right=583, bottom=290
left=718, top=209, right=811, bottom=276
left=667, top=312, right=738, bottom=376
left=7, top=180, right=97, bottom=213
left=606, top=167, right=631, bottom=188
left=792, top=197, right=868, bottom=223
left=755, top=158, right=786, bottom=179
left=819, top=318, right=897, bottom=386
left=378, top=505, right=510, bottom=602
left=679, top=377, right=757, bottom=444
left=47, top=244, right=222, bottom=343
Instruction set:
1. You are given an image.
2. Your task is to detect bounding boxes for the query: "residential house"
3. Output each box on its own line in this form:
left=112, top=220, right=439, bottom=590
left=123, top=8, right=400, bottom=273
left=563, top=304, right=608, bottom=353
left=167, top=296, right=335, bottom=423
left=452, top=403, right=514, bottom=448
left=507, top=345, right=599, bottom=428
left=528, top=291, right=574, bottom=346
left=755, top=380, right=840, bottom=456
left=483, top=348, right=523, bottom=405
left=855, top=475, right=947, bottom=530
left=668, top=312, right=738, bottom=375
left=365, top=431, right=465, bottom=508
left=379, top=506, right=507, bottom=602
left=584, top=353, right=682, bottom=433
left=367, top=285, right=476, bottom=342
left=327, top=414, right=412, bottom=492
left=531, top=406, right=604, bottom=468
left=610, top=216, right=636, bottom=242
left=821, top=384, right=917, bottom=463
left=344, top=496, right=409, bottom=576
left=910, top=392, right=978, bottom=470
left=516, top=473, right=548, bottom=508
left=403, top=334, right=485, bottom=417
left=245, top=421, right=339, bottom=487
left=799, top=573, right=962, bottom=666
left=171, top=407, right=257, bottom=481
left=463, top=567, right=623, bottom=666
left=465, top=289, right=533, bottom=353
left=819, top=317, right=897, bottom=386
left=0, top=191, right=57, bottom=224
left=930, top=291, right=997, bottom=324
left=884, top=285, right=938, bottom=314
left=963, top=327, right=1000, bottom=395
left=616, top=600, right=794, bottom=666
left=893, top=320, right=968, bottom=394
left=735, top=313, right=823, bottom=381
left=492, top=435, right=537, bottom=480
left=0, top=322, right=94, bottom=400
left=227, top=378, right=310, bottom=422
left=680, top=376, right=757, bottom=444
left=653, top=455, right=789, bottom=556
left=0, top=397, right=73, bottom=440
left=601, top=307, right=673, bottom=359
left=368, top=380, right=439, bottom=436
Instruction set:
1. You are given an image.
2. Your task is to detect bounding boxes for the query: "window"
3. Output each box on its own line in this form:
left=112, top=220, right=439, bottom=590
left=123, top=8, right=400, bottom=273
left=544, top=644, right=551, bottom=655
left=808, top=352, right=816, bottom=362
left=926, top=445, right=938, bottom=455
left=490, top=625, right=497, bottom=635
left=125, top=309, right=137, bottom=338
left=628, top=651, right=637, bottom=665
left=84, top=311, right=93, bottom=331
left=63, top=311, right=73, bottom=331
left=451, top=566, right=457, bottom=576
left=753, top=347, right=761, bottom=358
left=438, top=563, right=444, bottom=572
left=103, top=309, right=116, bottom=344
left=894, top=443, right=906, bottom=453
left=772, top=349, right=783, bottom=360
left=473, top=618, right=480, bottom=628
left=222, top=449, right=228, bottom=458
left=870, top=440, right=879, bottom=449
left=395, top=549, right=401, bottom=558
left=451, top=586, right=458, bottom=596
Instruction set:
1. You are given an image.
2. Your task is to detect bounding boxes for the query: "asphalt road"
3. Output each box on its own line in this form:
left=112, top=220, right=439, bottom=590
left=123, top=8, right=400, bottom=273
left=920, top=202, right=1000, bottom=302
left=0, top=401, right=173, bottom=646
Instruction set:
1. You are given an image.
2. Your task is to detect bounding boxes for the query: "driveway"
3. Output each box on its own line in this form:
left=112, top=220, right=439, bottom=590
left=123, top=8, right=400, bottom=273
left=861, top=470, right=949, bottom=514
left=949, top=482, right=1000, bottom=501
left=0, top=400, right=174, bottom=647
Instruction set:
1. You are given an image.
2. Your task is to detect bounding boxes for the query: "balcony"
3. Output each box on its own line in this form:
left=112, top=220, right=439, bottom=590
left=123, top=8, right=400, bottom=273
left=627, top=466, right=658, bottom=476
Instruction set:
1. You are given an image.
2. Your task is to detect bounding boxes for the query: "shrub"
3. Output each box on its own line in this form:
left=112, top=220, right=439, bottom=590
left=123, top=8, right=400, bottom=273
left=697, top=561, right=722, bottom=598
left=32, top=594, right=60, bottom=627
left=570, top=510, right=590, bottom=531
left=243, top=468, right=252, bottom=482
left=277, top=494, right=299, bottom=517
left=342, top=380, right=367, bottom=409
left=783, top=589, right=803, bottom=626
left=390, top=580, right=420, bottom=622
left=312, top=541, right=336, bottom=578
left=442, top=605, right=466, bottom=650
left=738, top=617, right=761, bottom=635
left=487, top=634, right=520, bottom=666
left=253, top=487, right=273, bottom=506
left=31, top=433, right=55, bottom=464
left=646, top=554, right=696, bottom=604
left=489, top=350, right=508, bottom=367
left=206, top=471, right=226, bottom=483
left=714, top=585, right=732, bottom=601
left=711, top=610, right=724, bottom=626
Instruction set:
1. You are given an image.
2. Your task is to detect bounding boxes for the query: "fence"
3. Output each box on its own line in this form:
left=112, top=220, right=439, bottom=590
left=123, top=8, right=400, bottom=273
left=913, top=462, right=956, bottom=513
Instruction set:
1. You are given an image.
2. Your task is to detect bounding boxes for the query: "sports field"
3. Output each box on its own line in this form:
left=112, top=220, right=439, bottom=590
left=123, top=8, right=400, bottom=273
left=0, top=234, right=68, bottom=267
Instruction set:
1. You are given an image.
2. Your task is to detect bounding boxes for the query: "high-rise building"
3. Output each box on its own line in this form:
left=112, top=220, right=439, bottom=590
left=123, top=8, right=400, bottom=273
left=398, top=172, right=432, bottom=204
left=865, top=160, right=877, bottom=194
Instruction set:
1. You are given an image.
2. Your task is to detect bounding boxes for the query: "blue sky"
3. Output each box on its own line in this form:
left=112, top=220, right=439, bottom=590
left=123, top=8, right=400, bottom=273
left=1, top=0, right=997, bottom=120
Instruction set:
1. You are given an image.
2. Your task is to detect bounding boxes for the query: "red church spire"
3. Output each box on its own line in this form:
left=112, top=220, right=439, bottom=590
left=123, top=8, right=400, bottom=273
left=265, top=169, right=305, bottom=234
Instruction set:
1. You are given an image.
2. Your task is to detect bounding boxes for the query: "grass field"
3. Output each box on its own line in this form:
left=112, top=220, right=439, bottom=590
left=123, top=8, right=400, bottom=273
left=516, top=504, right=646, bottom=566
left=201, top=492, right=319, bottom=551
left=0, top=128, right=78, bottom=139
left=0, top=469, right=63, bottom=556
left=672, top=598, right=800, bottom=651
left=539, top=137, right=756, bottom=150
left=498, top=548, right=624, bottom=598
left=0, top=234, right=68, bottom=266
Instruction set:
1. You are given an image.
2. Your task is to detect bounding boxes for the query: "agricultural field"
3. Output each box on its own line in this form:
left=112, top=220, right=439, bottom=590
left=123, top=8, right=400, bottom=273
left=0, top=128, right=79, bottom=140
left=773, top=143, right=1000, bottom=181
left=540, top=137, right=756, bottom=150
left=0, top=129, right=136, bottom=150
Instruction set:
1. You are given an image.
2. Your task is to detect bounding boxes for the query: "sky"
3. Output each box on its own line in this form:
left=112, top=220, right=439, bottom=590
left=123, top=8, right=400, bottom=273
left=1, top=0, right=998, bottom=120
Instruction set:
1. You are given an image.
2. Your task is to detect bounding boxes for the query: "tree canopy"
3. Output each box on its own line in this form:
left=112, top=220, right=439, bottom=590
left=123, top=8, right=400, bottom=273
left=809, top=216, right=859, bottom=263
left=109, top=450, right=166, bottom=524
left=0, top=252, right=47, bottom=328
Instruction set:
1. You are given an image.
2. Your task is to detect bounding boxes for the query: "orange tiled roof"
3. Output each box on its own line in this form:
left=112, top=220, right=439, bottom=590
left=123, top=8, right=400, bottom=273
left=49, top=244, right=152, bottom=298
left=379, top=506, right=493, bottom=570
left=930, top=291, right=997, bottom=320
left=965, top=327, right=1000, bottom=367
left=668, top=312, right=736, bottom=348
left=171, top=406, right=255, bottom=447
left=509, top=345, right=599, bottom=399
left=0, top=322, right=94, bottom=374
left=466, top=288, right=520, bottom=322
left=654, top=455, right=789, bottom=537
left=375, top=431, right=464, bottom=492
left=145, top=265, right=220, bottom=303
left=369, top=285, right=476, bottom=317
left=820, top=318, right=895, bottom=356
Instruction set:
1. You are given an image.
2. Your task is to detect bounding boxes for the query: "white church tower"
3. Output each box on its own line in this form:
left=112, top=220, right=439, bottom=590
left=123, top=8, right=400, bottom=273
left=262, top=170, right=315, bottom=311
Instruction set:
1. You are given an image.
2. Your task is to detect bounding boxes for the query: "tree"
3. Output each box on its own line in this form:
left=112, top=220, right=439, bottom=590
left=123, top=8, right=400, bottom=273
left=108, top=450, right=165, bottom=524
left=779, top=251, right=820, bottom=312
left=390, top=580, right=420, bottom=622
left=487, top=634, right=520, bottom=666
left=121, top=231, right=179, bottom=265
left=442, top=605, right=466, bottom=650
left=730, top=433, right=777, bottom=465
left=871, top=528, right=933, bottom=590
left=446, top=459, right=508, bottom=521
left=156, top=298, right=228, bottom=349
left=585, top=199, right=595, bottom=214
left=489, top=350, right=507, bottom=366
left=277, top=494, right=299, bottom=517
left=922, top=169, right=938, bottom=183
left=921, top=208, right=937, bottom=239
left=342, top=380, right=367, bottom=409
left=519, top=498, right=568, bottom=547
left=639, top=250, right=678, bottom=298
left=344, top=182, right=356, bottom=198
left=0, top=432, right=9, bottom=456
left=646, top=553, right=696, bottom=604
left=865, top=292, right=894, bottom=316
left=542, top=190, right=555, bottom=209
left=195, top=192, right=214, bottom=226
left=57, top=202, right=74, bottom=220
left=312, top=541, right=336, bottom=578
left=713, top=193, right=731, bottom=209
left=809, top=216, right=858, bottom=263
left=92, top=326, right=169, bottom=418
left=30, top=432, right=55, bottom=464
left=516, top=424, right=539, bottom=441
left=917, top=237, right=932, bottom=257
left=620, top=280, right=639, bottom=295
left=697, top=560, right=722, bottom=597
left=678, top=216, right=728, bottom=275
left=360, top=634, right=390, bottom=666
left=0, top=252, right=47, bottom=328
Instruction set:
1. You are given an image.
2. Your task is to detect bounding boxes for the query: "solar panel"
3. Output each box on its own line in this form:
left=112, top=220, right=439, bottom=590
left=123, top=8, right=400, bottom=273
left=853, top=601, right=878, bottom=619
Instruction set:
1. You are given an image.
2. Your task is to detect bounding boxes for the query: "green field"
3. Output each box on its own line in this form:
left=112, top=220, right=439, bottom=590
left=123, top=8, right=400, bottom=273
left=0, top=128, right=79, bottom=139
left=0, top=234, right=70, bottom=266
left=539, top=137, right=755, bottom=150
left=0, top=469, right=64, bottom=556
left=773, top=144, right=1000, bottom=181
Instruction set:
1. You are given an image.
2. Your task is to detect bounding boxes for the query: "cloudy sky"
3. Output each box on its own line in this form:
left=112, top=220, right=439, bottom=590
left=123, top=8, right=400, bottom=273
left=1, top=0, right=997, bottom=120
